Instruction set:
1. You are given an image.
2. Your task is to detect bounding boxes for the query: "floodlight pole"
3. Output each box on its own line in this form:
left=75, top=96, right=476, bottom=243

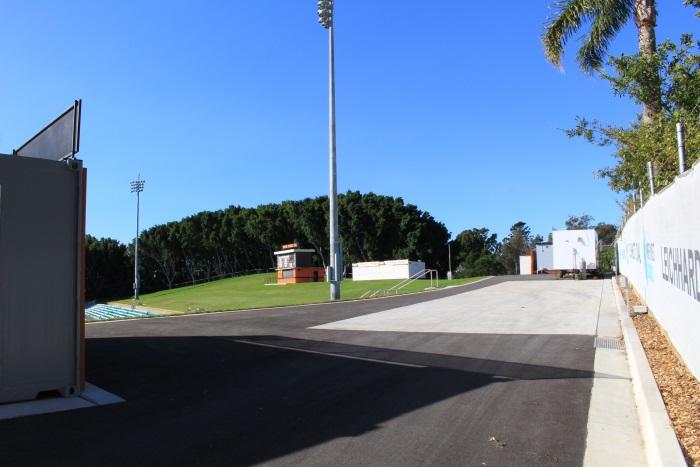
left=130, top=175, right=145, bottom=301
left=319, top=0, right=340, bottom=300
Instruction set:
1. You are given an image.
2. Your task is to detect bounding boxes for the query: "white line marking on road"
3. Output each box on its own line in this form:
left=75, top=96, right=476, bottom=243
left=231, top=339, right=426, bottom=368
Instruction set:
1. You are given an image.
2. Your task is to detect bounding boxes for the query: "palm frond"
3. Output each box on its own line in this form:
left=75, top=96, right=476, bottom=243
left=541, top=0, right=633, bottom=73
left=577, top=0, right=635, bottom=74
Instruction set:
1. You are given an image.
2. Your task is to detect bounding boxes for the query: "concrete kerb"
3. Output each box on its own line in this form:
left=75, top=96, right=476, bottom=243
left=0, top=383, right=123, bottom=421
left=611, top=277, right=686, bottom=466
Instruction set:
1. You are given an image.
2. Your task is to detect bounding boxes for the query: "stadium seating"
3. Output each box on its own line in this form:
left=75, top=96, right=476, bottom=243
left=85, top=304, right=156, bottom=321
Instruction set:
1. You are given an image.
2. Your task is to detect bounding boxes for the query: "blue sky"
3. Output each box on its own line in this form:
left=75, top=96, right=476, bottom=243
left=1, top=1, right=697, bottom=245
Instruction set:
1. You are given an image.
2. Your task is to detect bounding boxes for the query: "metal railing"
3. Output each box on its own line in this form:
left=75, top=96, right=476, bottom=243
left=360, top=269, right=438, bottom=298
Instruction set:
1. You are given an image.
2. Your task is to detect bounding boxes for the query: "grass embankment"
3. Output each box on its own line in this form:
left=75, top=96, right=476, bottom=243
left=115, top=273, right=485, bottom=313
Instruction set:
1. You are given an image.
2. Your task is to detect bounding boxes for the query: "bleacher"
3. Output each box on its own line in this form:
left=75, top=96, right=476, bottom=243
left=85, top=304, right=156, bottom=321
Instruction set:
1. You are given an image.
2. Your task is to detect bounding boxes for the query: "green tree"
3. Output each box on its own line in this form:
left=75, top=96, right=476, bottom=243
left=182, top=210, right=226, bottom=282
left=85, top=235, right=132, bottom=300
left=178, top=215, right=205, bottom=283
left=565, top=213, right=595, bottom=229
left=471, top=255, right=506, bottom=277
left=139, top=222, right=181, bottom=290
left=531, top=234, right=545, bottom=246
left=282, top=197, right=329, bottom=267
left=599, top=249, right=617, bottom=272
left=500, top=222, right=533, bottom=275
left=453, top=228, right=500, bottom=277
left=244, top=203, right=294, bottom=269
left=541, top=0, right=661, bottom=121
left=339, top=191, right=450, bottom=276
left=566, top=34, right=700, bottom=205
left=595, top=222, right=618, bottom=244
left=223, top=206, right=268, bottom=273
left=339, top=191, right=398, bottom=264
left=204, top=210, right=234, bottom=279
left=391, top=200, right=450, bottom=273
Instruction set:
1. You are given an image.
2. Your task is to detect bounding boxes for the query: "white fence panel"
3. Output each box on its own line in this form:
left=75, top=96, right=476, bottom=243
left=618, top=162, right=700, bottom=379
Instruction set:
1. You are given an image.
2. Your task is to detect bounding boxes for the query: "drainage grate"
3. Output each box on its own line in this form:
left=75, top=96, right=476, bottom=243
left=594, top=337, right=625, bottom=351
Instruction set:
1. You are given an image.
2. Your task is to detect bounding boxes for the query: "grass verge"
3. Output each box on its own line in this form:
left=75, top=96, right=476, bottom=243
left=114, top=273, right=485, bottom=313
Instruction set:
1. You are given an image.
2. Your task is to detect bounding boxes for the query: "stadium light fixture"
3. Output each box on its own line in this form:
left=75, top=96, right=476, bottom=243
left=318, top=0, right=333, bottom=28
left=130, top=175, right=145, bottom=301
left=318, top=0, right=340, bottom=300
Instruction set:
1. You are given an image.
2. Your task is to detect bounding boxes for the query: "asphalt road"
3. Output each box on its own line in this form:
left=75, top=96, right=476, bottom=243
left=0, top=276, right=597, bottom=466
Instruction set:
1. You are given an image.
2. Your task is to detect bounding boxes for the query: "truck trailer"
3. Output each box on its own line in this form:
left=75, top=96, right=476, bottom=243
left=551, top=229, right=599, bottom=277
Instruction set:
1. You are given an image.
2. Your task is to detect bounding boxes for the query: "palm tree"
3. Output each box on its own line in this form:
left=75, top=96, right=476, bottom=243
left=541, top=0, right=660, bottom=122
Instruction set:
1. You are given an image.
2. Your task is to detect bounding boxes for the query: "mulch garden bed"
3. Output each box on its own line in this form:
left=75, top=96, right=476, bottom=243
left=622, top=278, right=700, bottom=466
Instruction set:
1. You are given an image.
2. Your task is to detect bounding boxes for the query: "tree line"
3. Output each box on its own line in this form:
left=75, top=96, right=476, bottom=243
left=86, top=190, right=616, bottom=301
left=86, top=191, right=451, bottom=299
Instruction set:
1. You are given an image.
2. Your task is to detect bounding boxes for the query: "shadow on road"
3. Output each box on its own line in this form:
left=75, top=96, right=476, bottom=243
left=2, top=333, right=595, bottom=465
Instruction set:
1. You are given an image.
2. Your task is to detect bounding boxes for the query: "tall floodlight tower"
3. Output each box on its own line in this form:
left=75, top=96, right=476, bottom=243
left=130, top=175, right=145, bottom=300
left=319, top=0, right=340, bottom=300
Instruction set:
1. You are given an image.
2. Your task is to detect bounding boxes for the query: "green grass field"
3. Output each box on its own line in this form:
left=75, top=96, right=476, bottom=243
left=115, top=273, right=485, bottom=313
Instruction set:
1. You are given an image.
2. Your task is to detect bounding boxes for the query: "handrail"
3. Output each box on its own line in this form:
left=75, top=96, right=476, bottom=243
left=361, top=269, right=438, bottom=298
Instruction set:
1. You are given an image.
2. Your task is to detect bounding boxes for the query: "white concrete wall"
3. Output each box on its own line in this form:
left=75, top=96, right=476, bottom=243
left=552, top=229, right=598, bottom=270
left=618, top=160, right=700, bottom=380
left=352, top=260, right=426, bottom=281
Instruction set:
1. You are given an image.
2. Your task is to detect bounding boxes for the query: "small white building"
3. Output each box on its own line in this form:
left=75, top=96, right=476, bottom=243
left=352, top=259, right=426, bottom=281
left=519, top=255, right=532, bottom=275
